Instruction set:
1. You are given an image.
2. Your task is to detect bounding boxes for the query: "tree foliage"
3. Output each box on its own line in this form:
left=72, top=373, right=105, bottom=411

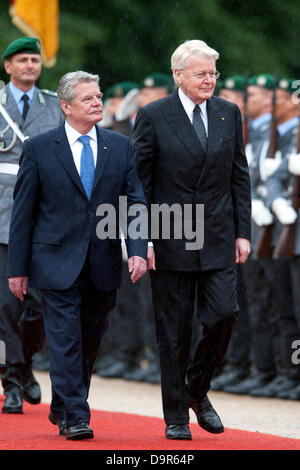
left=0, top=0, right=299, bottom=92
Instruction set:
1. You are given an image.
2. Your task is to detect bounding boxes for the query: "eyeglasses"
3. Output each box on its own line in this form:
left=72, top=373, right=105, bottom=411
left=193, top=72, right=220, bottom=80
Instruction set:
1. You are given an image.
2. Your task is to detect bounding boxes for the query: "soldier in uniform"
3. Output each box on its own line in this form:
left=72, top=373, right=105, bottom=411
left=210, top=76, right=251, bottom=391
left=0, top=37, right=62, bottom=413
left=261, top=78, right=300, bottom=399
left=223, top=74, right=276, bottom=395
left=96, top=77, right=172, bottom=383
left=100, top=81, right=139, bottom=136
left=227, top=75, right=300, bottom=397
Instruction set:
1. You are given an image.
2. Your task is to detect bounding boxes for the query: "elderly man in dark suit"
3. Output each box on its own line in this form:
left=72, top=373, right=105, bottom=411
left=7, top=71, right=148, bottom=440
left=134, top=40, right=251, bottom=440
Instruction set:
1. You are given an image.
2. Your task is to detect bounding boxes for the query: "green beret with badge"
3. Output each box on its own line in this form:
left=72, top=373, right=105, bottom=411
left=222, top=75, right=247, bottom=91
left=248, top=74, right=275, bottom=89
left=104, top=81, right=139, bottom=101
left=140, top=72, right=174, bottom=93
left=2, top=37, right=41, bottom=59
left=277, top=78, right=296, bottom=95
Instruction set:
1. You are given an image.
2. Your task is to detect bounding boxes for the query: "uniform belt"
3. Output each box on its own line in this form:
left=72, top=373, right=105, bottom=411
left=0, top=162, right=19, bottom=175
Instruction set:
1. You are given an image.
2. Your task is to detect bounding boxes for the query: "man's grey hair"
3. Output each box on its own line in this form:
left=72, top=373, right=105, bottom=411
left=171, top=40, right=219, bottom=82
left=57, top=71, right=100, bottom=103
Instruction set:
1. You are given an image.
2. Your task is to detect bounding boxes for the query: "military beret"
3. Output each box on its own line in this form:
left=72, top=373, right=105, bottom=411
left=104, top=81, right=139, bottom=100
left=277, top=78, right=297, bottom=95
left=140, top=73, right=174, bottom=93
left=2, top=37, right=41, bottom=59
left=214, top=79, right=224, bottom=95
left=222, top=75, right=247, bottom=91
left=248, top=74, right=275, bottom=89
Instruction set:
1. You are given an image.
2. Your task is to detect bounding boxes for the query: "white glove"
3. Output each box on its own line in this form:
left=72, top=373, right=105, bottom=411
left=288, top=153, right=300, bottom=176
left=245, top=143, right=253, bottom=166
left=262, top=151, right=282, bottom=179
left=251, top=199, right=273, bottom=226
left=272, top=197, right=298, bottom=225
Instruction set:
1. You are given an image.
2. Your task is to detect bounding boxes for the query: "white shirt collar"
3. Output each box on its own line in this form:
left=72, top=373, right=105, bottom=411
left=178, top=87, right=208, bottom=132
left=64, top=120, right=97, bottom=146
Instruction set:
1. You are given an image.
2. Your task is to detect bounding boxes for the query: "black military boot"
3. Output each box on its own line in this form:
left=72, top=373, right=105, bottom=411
left=2, top=364, right=23, bottom=413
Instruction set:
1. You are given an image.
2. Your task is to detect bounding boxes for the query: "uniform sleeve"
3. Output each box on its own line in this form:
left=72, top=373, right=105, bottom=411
left=7, top=139, right=40, bottom=277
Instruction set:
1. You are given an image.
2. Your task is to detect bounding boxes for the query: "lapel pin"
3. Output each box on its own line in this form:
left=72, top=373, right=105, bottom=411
left=104, top=146, right=108, bottom=150
left=221, top=117, right=225, bottom=120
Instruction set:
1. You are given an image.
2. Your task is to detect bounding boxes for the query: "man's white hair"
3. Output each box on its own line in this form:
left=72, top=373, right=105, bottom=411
left=171, top=40, right=219, bottom=83
left=57, top=71, right=100, bottom=103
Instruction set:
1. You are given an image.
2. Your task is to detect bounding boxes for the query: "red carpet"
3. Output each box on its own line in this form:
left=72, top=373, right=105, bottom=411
left=0, top=396, right=299, bottom=450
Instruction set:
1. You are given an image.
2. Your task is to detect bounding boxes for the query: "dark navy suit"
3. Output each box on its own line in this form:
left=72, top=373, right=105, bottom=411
left=8, top=123, right=147, bottom=425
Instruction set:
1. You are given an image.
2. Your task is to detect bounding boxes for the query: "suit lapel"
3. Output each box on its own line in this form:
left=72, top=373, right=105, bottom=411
left=163, top=91, right=206, bottom=165
left=206, top=96, right=226, bottom=156
left=53, top=124, right=88, bottom=199
left=92, top=125, right=111, bottom=192
left=195, top=96, right=228, bottom=185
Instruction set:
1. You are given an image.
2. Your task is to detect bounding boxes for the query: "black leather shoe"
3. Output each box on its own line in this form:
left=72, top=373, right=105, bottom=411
left=48, top=412, right=67, bottom=436
left=66, top=423, right=94, bottom=440
left=23, top=371, right=41, bottom=405
left=2, top=386, right=23, bottom=414
left=165, top=424, right=192, bottom=440
left=188, top=394, right=224, bottom=434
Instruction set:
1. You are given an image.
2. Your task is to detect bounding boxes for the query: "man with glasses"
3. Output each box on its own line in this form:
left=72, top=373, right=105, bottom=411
left=134, top=40, right=251, bottom=440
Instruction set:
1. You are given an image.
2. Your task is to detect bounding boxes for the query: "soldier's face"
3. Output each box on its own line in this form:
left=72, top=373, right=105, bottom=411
left=4, top=53, right=41, bottom=89
left=275, top=89, right=296, bottom=123
left=219, top=89, right=245, bottom=114
left=61, top=81, right=103, bottom=130
left=174, top=55, right=216, bottom=104
left=138, top=87, right=168, bottom=108
left=247, top=86, right=272, bottom=119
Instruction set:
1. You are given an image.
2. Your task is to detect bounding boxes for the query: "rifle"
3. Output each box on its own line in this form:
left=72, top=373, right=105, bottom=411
left=242, top=72, right=250, bottom=146
left=252, top=76, right=278, bottom=258
left=273, top=113, right=300, bottom=258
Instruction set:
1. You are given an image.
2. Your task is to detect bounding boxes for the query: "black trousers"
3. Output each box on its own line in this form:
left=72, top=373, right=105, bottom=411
left=0, top=244, right=44, bottom=366
left=150, top=268, right=238, bottom=425
left=40, top=258, right=116, bottom=427
left=245, top=256, right=299, bottom=376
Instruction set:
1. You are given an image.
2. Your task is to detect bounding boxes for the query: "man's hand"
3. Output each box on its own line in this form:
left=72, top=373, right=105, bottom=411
left=8, top=276, right=28, bottom=301
left=147, top=246, right=156, bottom=271
left=235, top=238, right=251, bottom=264
left=128, top=256, right=147, bottom=283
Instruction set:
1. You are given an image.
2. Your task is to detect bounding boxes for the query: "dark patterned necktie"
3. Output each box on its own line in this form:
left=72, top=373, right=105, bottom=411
left=22, top=94, right=30, bottom=120
left=193, top=105, right=207, bottom=153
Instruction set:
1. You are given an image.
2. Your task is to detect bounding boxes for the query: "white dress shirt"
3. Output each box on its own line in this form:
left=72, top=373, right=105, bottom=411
left=178, top=87, right=208, bottom=136
left=64, top=121, right=98, bottom=174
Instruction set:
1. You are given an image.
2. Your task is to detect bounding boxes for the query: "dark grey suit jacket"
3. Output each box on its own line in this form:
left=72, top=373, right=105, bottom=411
left=133, top=89, right=251, bottom=271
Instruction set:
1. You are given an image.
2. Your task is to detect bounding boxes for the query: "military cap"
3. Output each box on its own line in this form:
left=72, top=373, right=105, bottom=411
left=140, top=73, right=174, bottom=93
left=2, top=37, right=41, bottom=59
left=104, top=81, right=139, bottom=101
left=248, top=74, right=275, bottom=89
left=222, top=75, right=247, bottom=91
left=214, top=79, right=224, bottom=95
left=277, top=78, right=297, bottom=95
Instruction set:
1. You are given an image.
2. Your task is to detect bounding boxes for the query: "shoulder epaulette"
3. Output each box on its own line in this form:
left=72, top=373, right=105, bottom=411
left=41, top=89, right=58, bottom=98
